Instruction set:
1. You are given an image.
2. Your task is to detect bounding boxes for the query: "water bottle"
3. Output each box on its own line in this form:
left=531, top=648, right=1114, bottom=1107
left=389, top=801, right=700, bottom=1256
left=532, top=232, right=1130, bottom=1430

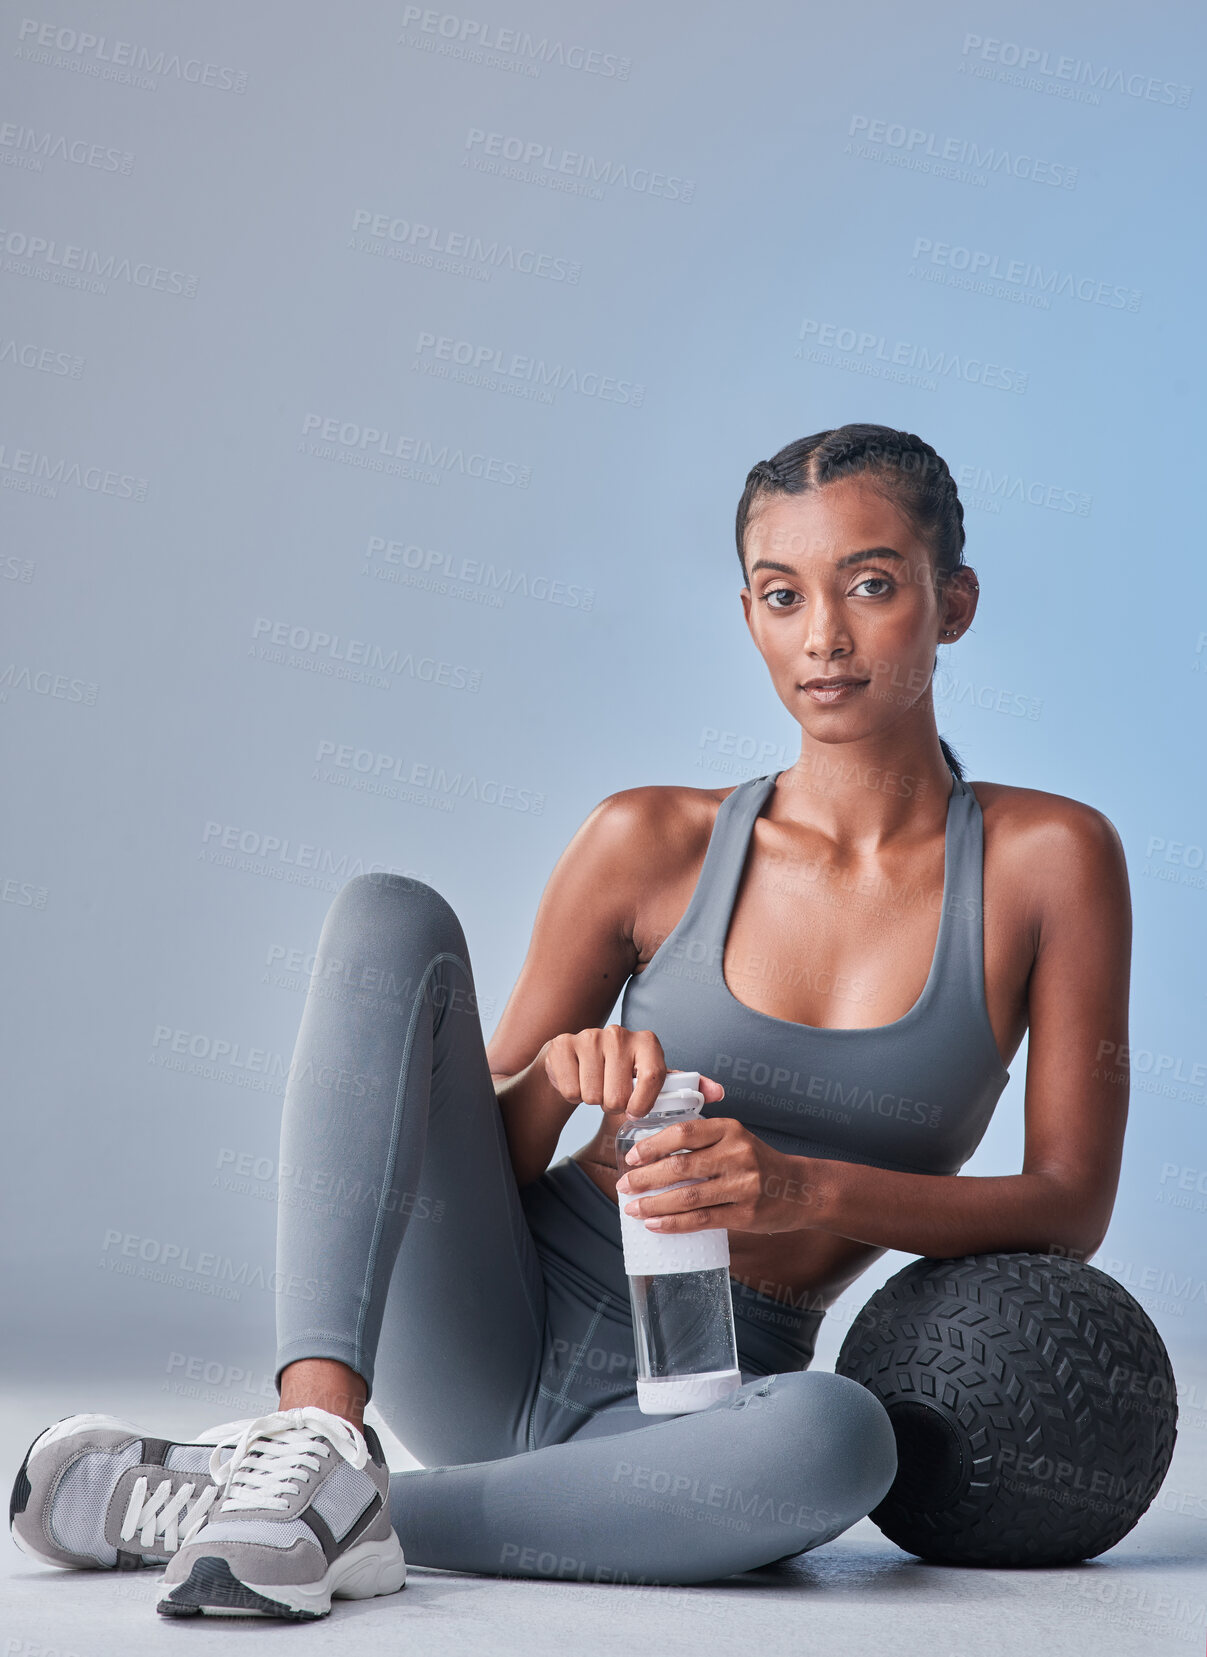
left=615, top=1070, right=741, bottom=1414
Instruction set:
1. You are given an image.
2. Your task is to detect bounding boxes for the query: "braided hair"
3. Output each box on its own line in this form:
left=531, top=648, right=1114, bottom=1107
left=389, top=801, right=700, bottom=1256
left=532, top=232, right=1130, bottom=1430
left=735, top=424, right=969, bottom=781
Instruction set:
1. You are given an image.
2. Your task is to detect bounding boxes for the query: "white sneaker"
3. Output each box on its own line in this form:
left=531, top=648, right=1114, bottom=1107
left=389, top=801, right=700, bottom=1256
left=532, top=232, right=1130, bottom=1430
left=9, top=1413, right=240, bottom=1570
left=156, top=1406, right=406, bottom=1620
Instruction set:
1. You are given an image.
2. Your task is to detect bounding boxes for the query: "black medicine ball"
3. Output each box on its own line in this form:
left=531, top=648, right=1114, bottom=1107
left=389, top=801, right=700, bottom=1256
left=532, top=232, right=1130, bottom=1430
left=834, top=1251, right=1179, bottom=1566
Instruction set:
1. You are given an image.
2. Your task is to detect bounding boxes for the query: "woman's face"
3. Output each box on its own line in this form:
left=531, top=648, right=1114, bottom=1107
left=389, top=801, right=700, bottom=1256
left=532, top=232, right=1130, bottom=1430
left=739, top=475, right=975, bottom=742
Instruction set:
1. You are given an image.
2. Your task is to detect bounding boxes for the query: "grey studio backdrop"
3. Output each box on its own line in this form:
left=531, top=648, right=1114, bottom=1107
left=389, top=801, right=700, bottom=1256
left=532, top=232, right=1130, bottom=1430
left=3, top=0, right=1206, bottom=1437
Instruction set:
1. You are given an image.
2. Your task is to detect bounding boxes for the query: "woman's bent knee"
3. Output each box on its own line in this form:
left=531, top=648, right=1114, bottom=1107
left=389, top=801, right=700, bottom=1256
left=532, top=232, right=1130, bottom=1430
left=759, top=1370, right=898, bottom=1522
left=324, top=873, right=470, bottom=966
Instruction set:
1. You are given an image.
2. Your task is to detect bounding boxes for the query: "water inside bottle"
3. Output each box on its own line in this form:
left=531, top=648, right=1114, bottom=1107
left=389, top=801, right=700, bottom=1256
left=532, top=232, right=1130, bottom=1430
left=629, top=1265, right=741, bottom=1383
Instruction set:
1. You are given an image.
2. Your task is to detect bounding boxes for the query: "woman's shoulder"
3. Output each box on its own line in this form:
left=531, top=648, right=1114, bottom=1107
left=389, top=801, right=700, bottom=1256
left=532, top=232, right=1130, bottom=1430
left=569, top=778, right=747, bottom=897
left=967, top=778, right=1128, bottom=884
left=584, top=777, right=736, bottom=848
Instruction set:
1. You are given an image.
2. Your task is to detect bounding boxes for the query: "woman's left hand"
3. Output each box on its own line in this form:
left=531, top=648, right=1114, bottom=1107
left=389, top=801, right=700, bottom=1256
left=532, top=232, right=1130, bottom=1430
left=615, top=1115, right=823, bottom=1235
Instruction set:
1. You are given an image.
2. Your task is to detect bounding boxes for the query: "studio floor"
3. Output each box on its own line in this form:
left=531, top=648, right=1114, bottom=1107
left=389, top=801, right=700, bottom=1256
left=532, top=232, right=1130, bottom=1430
left=3, top=1367, right=1205, bottom=1657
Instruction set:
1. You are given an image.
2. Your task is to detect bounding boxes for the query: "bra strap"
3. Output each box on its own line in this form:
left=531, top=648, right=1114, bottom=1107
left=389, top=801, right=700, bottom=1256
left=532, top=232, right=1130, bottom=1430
left=935, top=774, right=987, bottom=1000
left=670, top=773, right=778, bottom=951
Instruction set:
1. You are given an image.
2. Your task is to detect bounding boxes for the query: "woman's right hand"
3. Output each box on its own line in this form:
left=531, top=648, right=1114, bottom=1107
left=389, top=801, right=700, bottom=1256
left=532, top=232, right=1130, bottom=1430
left=540, top=1025, right=725, bottom=1120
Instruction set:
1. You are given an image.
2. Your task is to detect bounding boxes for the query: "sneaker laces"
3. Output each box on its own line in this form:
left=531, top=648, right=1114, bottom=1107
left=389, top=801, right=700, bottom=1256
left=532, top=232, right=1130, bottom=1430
left=119, top=1477, right=219, bottom=1553
left=115, top=1422, right=246, bottom=1555
left=207, top=1407, right=368, bottom=1515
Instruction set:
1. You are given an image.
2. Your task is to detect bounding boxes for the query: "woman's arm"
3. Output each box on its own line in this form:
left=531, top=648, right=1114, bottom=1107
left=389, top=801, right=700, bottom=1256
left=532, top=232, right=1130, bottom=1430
left=485, top=789, right=676, bottom=1186
left=619, top=800, right=1133, bottom=1261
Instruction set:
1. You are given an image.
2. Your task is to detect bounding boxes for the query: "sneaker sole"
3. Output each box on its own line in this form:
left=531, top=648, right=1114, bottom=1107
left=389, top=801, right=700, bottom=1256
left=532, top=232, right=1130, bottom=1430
left=157, top=1533, right=407, bottom=1619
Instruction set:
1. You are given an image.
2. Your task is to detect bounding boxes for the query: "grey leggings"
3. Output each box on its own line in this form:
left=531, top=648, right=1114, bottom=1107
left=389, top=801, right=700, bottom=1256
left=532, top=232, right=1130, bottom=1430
left=274, top=872, right=897, bottom=1585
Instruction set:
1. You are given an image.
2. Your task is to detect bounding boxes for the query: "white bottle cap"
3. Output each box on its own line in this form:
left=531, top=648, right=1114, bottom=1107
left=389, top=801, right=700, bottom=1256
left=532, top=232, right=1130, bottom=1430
left=655, top=1070, right=702, bottom=1105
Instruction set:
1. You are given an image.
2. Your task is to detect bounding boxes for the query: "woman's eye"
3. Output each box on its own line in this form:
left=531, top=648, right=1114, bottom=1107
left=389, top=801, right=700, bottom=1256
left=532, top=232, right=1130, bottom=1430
left=762, top=577, right=893, bottom=609
left=763, top=587, right=799, bottom=609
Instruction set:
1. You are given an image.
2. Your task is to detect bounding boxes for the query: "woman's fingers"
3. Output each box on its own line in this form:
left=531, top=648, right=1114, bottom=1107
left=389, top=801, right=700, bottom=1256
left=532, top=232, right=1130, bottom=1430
left=540, top=1036, right=573, bottom=1101
left=623, top=1029, right=668, bottom=1117
left=542, top=1033, right=586, bottom=1105
left=621, top=1116, right=725, bottom=1168
left=618, top=1154, right=726, bottom=1205
left=635, top=1202, right=732, bottom=1233
left=542, top=1027, right=622, bottom=1109
left=599, top=1025, right=636, bottom=1114
left=575, top=1034, right=607, bottom=1110
left=543, top=1028, right=729, bottom=1124
left=622, top=1173, right=730, bottom=1222
left=616, top=1119, right=741, bottom=1221
left=619, top=1145, right=703, bottom=1188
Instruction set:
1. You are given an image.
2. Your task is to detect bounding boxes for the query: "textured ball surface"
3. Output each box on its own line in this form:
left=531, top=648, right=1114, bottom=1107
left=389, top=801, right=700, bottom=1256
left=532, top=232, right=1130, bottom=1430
left=834, top=1252, right=1179, bottom=1566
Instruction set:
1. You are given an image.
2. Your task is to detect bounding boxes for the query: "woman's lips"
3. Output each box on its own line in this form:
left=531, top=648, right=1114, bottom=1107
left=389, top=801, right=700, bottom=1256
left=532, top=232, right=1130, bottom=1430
left=800, top=679, right=869, bottom=704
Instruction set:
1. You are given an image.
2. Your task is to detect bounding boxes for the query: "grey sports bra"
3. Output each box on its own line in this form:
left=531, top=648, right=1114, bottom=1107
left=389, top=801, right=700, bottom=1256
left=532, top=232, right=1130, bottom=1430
left=619, top=768, right=1011, bottom=1176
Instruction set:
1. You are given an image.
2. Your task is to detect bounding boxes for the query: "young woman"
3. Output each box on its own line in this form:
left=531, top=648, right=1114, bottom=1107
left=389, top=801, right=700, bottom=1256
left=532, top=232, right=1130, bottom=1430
left=12, top=425, right=1131, bottom=1620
